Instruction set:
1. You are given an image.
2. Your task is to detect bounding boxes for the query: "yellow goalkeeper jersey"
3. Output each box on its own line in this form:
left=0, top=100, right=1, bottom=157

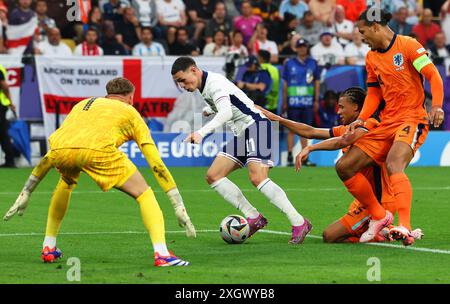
left=49, top=97, right=152, bottom=152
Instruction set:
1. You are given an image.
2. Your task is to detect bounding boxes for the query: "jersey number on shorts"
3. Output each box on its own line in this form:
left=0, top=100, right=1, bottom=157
left=246, top=138, right=256, bottom=156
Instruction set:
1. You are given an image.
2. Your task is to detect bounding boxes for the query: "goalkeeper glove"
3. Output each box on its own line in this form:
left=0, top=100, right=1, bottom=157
left=3, top=175, right=40, bottom=221
left=167, top=188, right=196, bottom=238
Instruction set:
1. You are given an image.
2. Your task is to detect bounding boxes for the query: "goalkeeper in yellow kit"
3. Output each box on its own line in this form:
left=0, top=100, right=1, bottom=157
left=3, top=77, right=195, bottom=267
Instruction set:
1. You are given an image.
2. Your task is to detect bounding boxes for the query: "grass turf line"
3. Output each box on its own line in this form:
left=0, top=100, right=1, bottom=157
left=0, top=167, right=449, bottom=283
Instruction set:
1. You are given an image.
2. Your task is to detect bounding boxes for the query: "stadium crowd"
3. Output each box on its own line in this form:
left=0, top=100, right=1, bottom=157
left=0, top=1, right=449, bottom=110
left=0, top=0, right=449, bottom=149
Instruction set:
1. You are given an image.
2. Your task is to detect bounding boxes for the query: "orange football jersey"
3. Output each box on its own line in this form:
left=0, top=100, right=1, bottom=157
left=366, top=34, right=429, bottom=124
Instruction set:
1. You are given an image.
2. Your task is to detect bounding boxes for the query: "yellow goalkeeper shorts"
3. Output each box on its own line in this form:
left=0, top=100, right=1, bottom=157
left=48, top=148, right=137, bottom=191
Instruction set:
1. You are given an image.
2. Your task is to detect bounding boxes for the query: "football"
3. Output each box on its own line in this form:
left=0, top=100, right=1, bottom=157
left=219, top=215, right=250, bottom=244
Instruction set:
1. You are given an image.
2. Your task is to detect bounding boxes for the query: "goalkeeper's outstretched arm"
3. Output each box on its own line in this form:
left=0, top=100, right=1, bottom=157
left=141, top=142, right=196, bottom=238
left=4, top=152, right=53, bottom=221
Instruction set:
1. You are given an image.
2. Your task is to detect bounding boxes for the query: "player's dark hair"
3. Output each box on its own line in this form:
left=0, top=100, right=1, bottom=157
left=340, top=87, right=366, bottom=111
left=171, top=57, right=197, bottom=75
left=358, top=7, right=392, bottom=26
left=106, top=77, right=135, bottom=95
left=258, top=49, right=271, bottom=63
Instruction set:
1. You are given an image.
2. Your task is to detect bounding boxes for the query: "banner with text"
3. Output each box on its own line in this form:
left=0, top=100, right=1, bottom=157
left=121, top=131, right=281, bottom=167
left=35, top=56, right=225, bottom=141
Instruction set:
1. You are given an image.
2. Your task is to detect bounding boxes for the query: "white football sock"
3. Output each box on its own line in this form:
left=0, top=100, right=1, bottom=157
left=211, top=177, right=260, bottom=219
left=257, top=178, right=304, bottom=226
left=43, top=236, right=56, bottom=249
left=153, top=243, right=170, bottom=256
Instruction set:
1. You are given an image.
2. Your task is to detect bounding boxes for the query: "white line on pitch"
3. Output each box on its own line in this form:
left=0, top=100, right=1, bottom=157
left=0, top=186, right=449, bottom=195
left=1, top=229, right=449, bottom=255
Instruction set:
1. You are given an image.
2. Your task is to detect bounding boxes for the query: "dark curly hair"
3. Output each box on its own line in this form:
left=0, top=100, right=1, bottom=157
left=340, top=87, right=367, bottom=111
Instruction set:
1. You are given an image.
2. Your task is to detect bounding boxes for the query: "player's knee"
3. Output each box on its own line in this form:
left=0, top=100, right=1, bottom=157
left=205, top=171, right=222, bottom=185
left=249, top=173, right=265, bottom=187
left=386, top=159, right=404, bottom=175
left=322, top=230, right=334, bottom=243
left=335, top=159, right=353, bottom=181
left=58, top=179, right=76, bottom=191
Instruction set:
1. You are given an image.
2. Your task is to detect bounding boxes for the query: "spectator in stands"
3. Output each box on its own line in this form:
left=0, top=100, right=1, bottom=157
left=233, top=0, right=262, bottom=45
left=156, top=0, right=187, bottom=42
left=336, top=0, right=365, bottom=22
left=115, top=7, right=140, bottom=53
left=257, top=49, right=280, bottom=114
left=168, top=26, right=199, bottom=55
left=329, top=4, right=353, bottom=48
left=101, top=20, right=128, bottom=55
left=0, top=62, right=15, bottom=167
left=74, top=27, right=104, bottom=56
left=389, top=6, right=413, bottom=36
left=279, top=0, right=309, bottom=20
left=310, top=32, right=345, bottom=66
left=203, top=29, right=228, bottom=56
left=236, top=55, right=272, bottom=107
left=295, top=11, right=326, bottom=46
left=103, top=0, right=130, bottom=22
left=440, top=0, right=450, bottom=44
left=429, top=32, right=450, bottom=68
left=248, top=23, right=278, bottom=63
left=35, top=0, right=56, bottom=44
left=44, top=0, right=76, bottom=42
left=252, top=0, right=280, bottom=22
left=412, top=8, right=441, bottom=48
left=344, top=28, right=370, bottom=66
left=271, top=12, right=299, bottom=46
left=392, top=0, right=422, bottom=25
left=0, top=3, right=7, bottom=53
left=9, top=0, right=35, bottom=25
left=187, top=0, right=217, bottom=43
left=8, top=0, right=36, bottom=54
left=35, top=27, right=73, bottom=56
left=365, top=0, right=393, bottom=13
left=279, top=32, right=301, bottom=62
left=204, top=2, right=233, bottom=45
left=132, top=26, right=166, bottom=55
left=132, top=0, right=158, bottom=27
left=228, top=30, right=248, bottom=56
left=317, top=90, right=338, bottom=128
left=282, top=38, right=320, bottom=167
left=73, top=0, right=93, bottom=44
left=84, top=6, right=103, bottom=40
left=308, top=0, right=335, bottom=26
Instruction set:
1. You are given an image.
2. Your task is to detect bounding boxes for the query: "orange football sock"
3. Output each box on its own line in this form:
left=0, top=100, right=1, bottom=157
left=343, top=173, right=386, bottom=220
left=345, top=236, right=360, bottom=243
left=390, top=173, right=412, bottom=231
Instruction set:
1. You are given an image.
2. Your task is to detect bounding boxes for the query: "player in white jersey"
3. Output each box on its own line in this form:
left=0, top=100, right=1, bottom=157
left=171, top=57, right=312, bottom=244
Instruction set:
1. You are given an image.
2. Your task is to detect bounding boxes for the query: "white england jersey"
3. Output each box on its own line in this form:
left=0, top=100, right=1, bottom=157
left=198, top=71, right=267, bottom=137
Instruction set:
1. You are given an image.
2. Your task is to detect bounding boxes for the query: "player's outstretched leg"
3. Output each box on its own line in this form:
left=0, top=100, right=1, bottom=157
left=207, top=156, right=266, bottom=237
left=248, top=162, right=311, bottom=244
left=41, top=177, right=75, bottom=263
left=118, top=170, right=188, bottom=266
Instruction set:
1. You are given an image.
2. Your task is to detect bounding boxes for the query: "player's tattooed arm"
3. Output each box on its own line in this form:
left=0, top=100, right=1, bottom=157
left=256, top=106, right=330, bottom=139
left=295, top=128, right=368, bottom=172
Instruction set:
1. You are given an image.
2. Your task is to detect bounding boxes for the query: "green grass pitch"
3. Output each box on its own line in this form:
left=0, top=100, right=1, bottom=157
left=0, top=167, right=449, bottom=284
